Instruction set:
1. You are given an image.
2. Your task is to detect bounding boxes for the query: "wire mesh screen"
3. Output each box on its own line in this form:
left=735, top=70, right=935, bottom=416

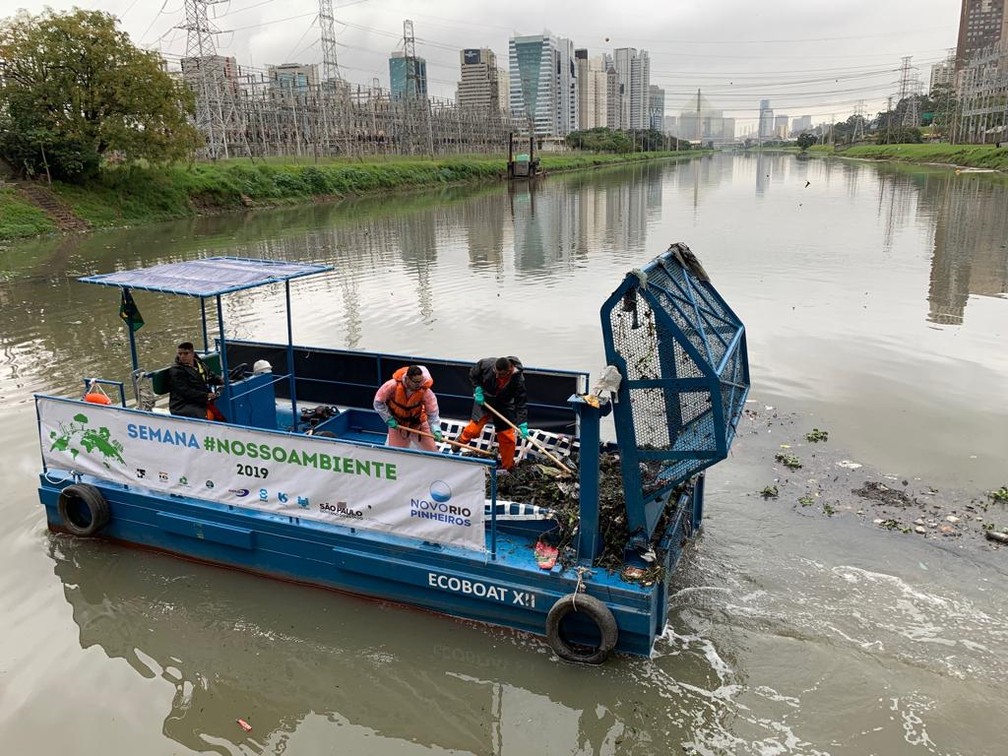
left=601, top=244, right=749, bottom=515
left=648, top=264, right=741, bottom=372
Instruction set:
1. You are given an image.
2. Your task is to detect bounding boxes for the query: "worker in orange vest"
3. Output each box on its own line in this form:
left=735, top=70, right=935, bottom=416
left=373, top=365, right=443, bottom=451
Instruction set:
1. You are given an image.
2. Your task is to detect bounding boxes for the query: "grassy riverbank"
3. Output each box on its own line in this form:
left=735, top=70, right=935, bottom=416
left=0, top=151, right=704, bottom=242
left=810, top=143, right=1008, bottom=171
left=0, top=187, right=57, bottom=238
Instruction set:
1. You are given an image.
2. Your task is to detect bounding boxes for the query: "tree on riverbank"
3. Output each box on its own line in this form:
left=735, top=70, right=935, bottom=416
left=566, top=127, right=686, bottom=153
left=0, top=9, right=201, bottom=182
left=566, top=128, right=633, bottom=153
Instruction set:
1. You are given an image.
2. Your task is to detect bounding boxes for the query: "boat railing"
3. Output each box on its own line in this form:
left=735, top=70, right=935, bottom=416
left=224, top=340, right=588, bottom=434
left=81, top=378, right=126, bottom=407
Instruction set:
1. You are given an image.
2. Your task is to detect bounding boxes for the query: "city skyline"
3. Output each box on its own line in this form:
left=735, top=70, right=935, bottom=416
left=0, top=0, right=958, bottom=130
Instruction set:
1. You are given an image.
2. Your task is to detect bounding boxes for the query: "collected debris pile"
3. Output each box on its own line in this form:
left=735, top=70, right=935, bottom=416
left=300, top=405, right=338, bottom=429
left=490, top=452, right=678, bottom=575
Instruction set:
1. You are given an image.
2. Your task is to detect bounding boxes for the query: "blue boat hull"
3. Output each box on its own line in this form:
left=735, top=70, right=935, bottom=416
left=39, top=472, right=699, bottom=658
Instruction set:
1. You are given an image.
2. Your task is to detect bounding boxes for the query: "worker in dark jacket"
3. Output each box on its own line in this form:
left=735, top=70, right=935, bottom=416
left=458, top=356, right=528, bottom=471
left=168, top=342, right=225, bottom=419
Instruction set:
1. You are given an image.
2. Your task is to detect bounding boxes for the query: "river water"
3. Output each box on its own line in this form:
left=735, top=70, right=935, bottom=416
left=2, top=154, right=1006, bottom=755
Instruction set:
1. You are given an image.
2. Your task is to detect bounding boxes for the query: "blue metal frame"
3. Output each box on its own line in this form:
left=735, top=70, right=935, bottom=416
left=77, top=257, right=332, bottom=421
left=600, top=243, right=750, bottom=538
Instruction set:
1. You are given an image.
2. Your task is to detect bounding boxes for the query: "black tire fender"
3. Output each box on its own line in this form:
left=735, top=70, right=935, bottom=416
left=545, top=592, right=618, bottom=664
left=57, top=484, right=110, bottom=537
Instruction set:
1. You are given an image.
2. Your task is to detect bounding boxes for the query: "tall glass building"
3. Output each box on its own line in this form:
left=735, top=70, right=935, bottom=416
left=389, top=52, right=428, bottom=100
left=509, top=32, right=577, bottom=137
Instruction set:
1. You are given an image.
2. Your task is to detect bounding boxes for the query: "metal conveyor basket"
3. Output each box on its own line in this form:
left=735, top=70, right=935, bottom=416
left=600, top=243, right=750, bottom=535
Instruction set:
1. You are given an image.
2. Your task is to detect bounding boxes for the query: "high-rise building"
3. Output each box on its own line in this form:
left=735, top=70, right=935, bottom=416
left=956, top=0, right=1008, bottom=69
left=648, top=85, right=665, bottom=132
left=458, top=48, right=501, bottom=111
left=774, top=114, right=789, bottom=138
left=268, top=63, right=319, bottom=94
left=758, top=99, right=774, bottom=139
left=509, top=31, right=578, bottom=136
left=930, top=51, right=957, bottom=92
left=181, top=55, right=241, bottom=95
left=497, top=68, right=510, bottom=112
left=613, top=48, right=650, bottom=129
left=605, top=59, right=620, bottom=129
left=575, top=49, right=608, bottom=130
left=389, top=51, right=427, bottom=100
left=674, top=92, right=734, bottom=144
left=558, top=37, right=578, bottom=135
left=792, top=115, right=814, bottom=134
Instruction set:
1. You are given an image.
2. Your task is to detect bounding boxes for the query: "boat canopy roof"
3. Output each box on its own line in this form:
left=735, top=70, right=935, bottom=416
left=78, top=256, right=331, bottom=297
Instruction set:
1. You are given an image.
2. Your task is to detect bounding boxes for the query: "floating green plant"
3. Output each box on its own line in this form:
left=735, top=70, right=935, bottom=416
left=805, top=428, right=829, bottom=443
left=989, top=486, right=1008, bottom=504
left=774, top=453, right=802, bottom=470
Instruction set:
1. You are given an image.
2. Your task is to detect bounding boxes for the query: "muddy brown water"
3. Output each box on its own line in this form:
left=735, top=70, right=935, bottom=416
left=2, top=154, right=1007, bottom=754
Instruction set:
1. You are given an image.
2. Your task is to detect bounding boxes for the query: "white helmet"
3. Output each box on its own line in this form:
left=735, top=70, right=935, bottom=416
left=253, top=359, right=272, bottom=375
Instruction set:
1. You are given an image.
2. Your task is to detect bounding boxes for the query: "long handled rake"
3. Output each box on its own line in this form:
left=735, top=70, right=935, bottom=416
left=481, top=401, right=576, bottom=477
left=400, top=425, right=496, bottom=457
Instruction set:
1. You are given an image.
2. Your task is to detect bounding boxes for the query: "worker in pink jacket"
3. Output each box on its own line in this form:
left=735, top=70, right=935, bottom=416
left=373, top=365, right=443, bottom=451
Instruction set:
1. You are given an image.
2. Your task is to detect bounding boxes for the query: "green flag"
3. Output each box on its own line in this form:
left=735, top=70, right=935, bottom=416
left=119, top=289, right=144, bottom=332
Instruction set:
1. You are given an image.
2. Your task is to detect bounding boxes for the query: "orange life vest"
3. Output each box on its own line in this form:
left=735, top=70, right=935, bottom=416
left=387, top=366, right=432, bottom=427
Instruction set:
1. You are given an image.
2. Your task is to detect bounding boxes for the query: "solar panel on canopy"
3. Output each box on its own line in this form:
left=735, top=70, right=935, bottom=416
left=78, top=257, right=331, bottom=297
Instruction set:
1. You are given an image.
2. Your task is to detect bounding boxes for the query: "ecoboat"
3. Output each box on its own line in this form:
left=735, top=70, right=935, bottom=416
left=35, top=243, right=749, bottom=663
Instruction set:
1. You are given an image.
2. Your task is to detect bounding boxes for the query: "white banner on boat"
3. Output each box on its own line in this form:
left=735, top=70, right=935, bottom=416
left=38, top=397, right=487, bottom=552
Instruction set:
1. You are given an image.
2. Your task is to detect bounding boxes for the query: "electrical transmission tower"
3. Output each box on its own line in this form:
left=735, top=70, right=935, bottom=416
left=403, top=19, right=420, bottom=98
left=318, top=0, right=341, bottom=84
left=853, top=100, right=865, bottom=142
left=179, top=0, right=242, bottom=159
left=399, top=20, right=433, bottom=155
left=898, top=56, right=920, bottom=129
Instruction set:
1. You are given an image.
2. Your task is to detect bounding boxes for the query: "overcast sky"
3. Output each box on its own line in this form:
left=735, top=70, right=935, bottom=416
left=0, top=0, right=959, bottom=130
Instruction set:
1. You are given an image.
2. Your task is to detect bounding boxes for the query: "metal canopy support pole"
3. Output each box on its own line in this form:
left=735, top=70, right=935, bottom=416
left=489, top=471, right=498, bottom=560
left=200, top=298, right=209, bottom=352
left=285, top=280, right=298, bottom=427
left=216, top=294, right=232, bottom=419
left=570, top=394, right=611, bottom=565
